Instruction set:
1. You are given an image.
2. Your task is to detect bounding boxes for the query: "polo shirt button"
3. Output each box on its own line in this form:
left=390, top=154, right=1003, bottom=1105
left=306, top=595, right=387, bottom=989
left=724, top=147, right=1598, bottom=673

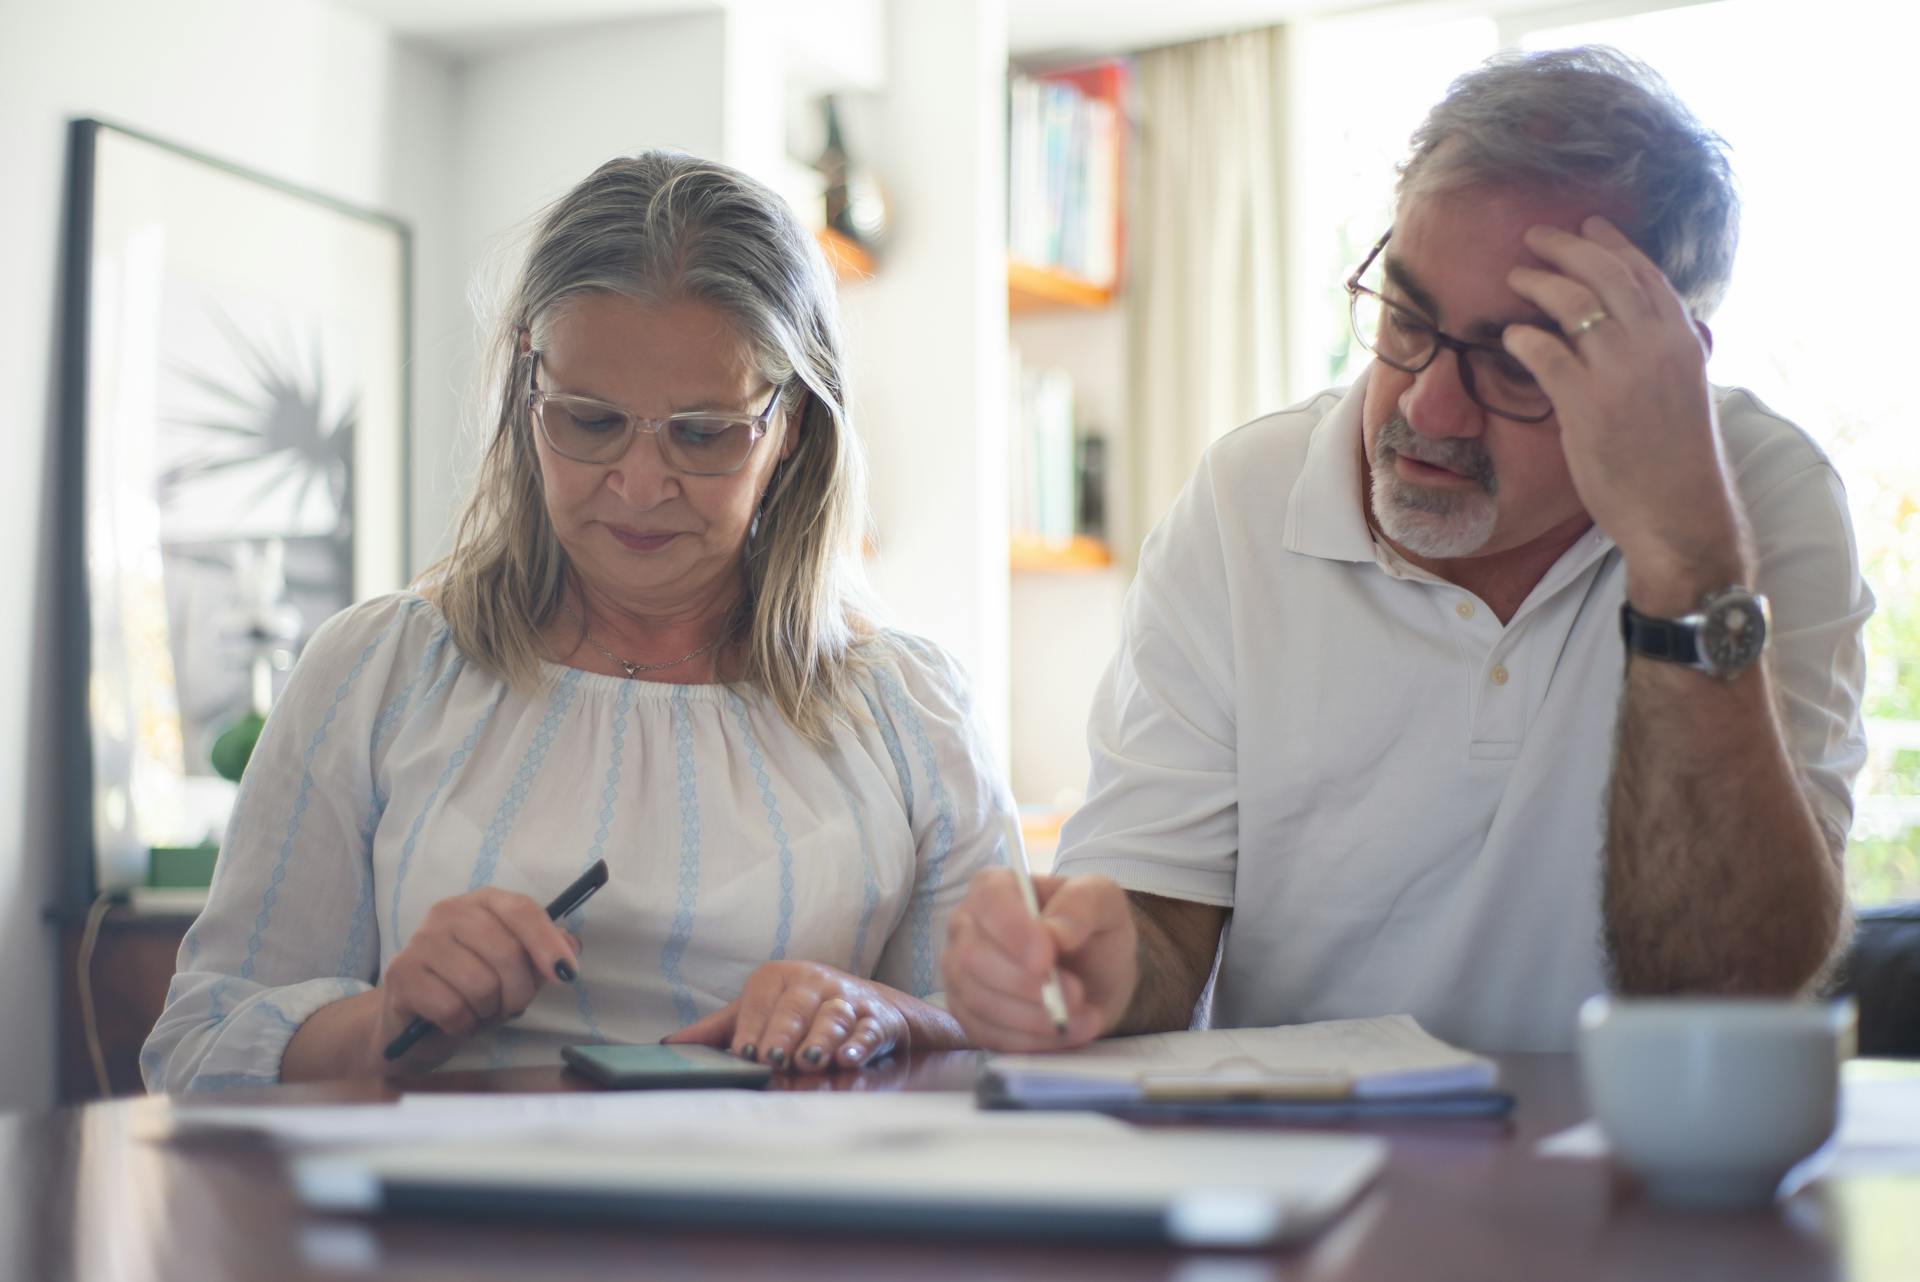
left=1456, top=601, right=1475, bottom=619
left=1491, top=664, right=1510, bottom=686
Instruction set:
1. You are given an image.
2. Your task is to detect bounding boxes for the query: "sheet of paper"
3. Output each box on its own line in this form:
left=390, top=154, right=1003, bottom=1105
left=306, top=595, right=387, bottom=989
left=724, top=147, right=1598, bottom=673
left=1536, top=1065, right=1920, bottom=1178
left=151, top=1088, right=1130, bottom=1150
left=989, top=1015, right=1497, bottom=1099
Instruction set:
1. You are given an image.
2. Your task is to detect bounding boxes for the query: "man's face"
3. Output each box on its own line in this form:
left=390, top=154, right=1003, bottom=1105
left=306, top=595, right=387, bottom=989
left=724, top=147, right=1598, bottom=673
left=1360, top=186, right=1615, bottom=563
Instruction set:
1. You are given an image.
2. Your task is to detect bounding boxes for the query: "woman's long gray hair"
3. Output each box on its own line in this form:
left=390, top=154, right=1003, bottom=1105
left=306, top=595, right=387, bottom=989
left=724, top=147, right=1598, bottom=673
left=1398, top=45, right=1739, bottom=319
left=427, top=150, right=876, bottom=739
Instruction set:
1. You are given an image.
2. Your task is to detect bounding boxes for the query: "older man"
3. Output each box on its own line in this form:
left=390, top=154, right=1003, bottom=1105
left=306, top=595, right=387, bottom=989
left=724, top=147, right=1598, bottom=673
left=944, top=47, right=1871, bottom=1053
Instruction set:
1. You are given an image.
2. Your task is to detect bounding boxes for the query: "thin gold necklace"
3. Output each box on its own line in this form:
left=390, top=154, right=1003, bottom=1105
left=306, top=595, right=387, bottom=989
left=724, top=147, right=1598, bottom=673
left=560, top=603, right=724, bottom=678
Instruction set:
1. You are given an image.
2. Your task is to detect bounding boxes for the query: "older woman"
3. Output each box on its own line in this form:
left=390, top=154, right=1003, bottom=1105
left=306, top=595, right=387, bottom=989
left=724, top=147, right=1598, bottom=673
left=142, top=151, right=1010, bottom=1089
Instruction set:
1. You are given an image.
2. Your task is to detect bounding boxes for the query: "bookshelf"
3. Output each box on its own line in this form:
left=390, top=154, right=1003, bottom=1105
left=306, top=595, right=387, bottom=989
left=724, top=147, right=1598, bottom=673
left=1009, top=532, right=1112, bottom=573
left=1008, top=258, right=1114, bottom=313
left=1006, top=58, right=1131, bottom=817
left=816, top=227, right=875, bottom=282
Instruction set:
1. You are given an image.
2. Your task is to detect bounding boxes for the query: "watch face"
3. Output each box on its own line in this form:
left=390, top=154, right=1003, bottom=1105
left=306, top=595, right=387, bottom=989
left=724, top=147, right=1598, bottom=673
left=1701, top=592, right=1769, bottom=674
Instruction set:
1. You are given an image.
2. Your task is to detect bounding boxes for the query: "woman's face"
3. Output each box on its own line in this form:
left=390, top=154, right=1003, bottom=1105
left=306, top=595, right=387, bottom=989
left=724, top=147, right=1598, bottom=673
left=530, top=293, right=793, bottom=613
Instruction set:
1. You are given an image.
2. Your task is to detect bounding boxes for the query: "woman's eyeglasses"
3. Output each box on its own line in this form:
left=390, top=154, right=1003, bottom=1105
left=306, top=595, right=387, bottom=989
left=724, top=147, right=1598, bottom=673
left=527, top=350, right=783, bottom=475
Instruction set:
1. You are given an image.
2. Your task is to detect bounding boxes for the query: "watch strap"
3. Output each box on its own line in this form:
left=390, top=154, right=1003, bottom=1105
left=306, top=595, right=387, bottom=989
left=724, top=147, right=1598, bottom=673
left=1619, top=601, right=1701, bottom=666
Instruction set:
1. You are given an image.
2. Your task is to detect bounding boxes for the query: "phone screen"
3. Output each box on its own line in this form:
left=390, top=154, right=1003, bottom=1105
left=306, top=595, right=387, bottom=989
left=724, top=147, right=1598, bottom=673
left=561, top=1042, right=774, bottom=1089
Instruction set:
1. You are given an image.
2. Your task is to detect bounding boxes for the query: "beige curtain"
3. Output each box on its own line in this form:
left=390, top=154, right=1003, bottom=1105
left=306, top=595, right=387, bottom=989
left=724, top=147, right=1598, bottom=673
left=1126, top=26, right=1289, bottom=544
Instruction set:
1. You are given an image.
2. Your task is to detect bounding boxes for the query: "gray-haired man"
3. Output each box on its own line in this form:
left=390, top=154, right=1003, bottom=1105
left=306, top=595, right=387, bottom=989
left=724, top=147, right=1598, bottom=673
left=943, top=47, right=1870, bottom=1053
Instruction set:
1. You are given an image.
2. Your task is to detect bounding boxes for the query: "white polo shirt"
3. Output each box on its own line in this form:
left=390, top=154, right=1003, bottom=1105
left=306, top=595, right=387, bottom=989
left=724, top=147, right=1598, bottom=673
left=1053, top=367, right=1872, bottom=1052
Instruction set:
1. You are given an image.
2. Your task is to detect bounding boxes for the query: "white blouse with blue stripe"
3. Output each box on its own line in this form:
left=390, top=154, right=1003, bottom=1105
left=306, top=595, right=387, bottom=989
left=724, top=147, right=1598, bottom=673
left=142, top=592, right=1012, bottom=1091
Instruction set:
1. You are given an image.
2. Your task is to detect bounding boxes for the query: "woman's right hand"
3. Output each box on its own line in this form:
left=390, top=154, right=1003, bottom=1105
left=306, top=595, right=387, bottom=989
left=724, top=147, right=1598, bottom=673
left=371, top=887, right=581, bottom=1073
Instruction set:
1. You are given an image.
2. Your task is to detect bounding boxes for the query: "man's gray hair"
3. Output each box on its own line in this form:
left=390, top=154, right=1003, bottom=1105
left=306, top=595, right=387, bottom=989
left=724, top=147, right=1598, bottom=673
left=1397, top=46, right=1739, bottom=319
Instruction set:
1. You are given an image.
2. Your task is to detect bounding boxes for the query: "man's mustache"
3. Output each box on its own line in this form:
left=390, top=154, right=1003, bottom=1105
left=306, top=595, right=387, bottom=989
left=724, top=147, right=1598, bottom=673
left=1374, top=416, right=1497, bottom=496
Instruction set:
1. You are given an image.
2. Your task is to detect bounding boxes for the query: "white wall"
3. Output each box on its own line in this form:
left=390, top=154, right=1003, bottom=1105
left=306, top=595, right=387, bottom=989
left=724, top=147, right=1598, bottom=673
left=0, top=0, right=458, bottom=1113
left=847, top=0, right=1012, bottom=768
left=431, top=12, right=730, bottom=554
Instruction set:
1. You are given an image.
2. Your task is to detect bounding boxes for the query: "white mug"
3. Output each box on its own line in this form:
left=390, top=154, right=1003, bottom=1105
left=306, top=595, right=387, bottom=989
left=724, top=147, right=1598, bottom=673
left=1577, top=995, right=1856, bottom=1208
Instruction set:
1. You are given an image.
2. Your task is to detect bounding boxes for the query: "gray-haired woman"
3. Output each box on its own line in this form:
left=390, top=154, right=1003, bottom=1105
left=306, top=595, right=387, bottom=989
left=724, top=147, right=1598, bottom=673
left=143, top=152, right=1012, bottom=1089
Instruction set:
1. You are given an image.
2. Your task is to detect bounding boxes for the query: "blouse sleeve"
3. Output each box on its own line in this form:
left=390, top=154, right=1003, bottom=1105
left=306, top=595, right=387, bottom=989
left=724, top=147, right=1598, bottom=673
left=864, top=635, right=1015, bottom=1006
left=141, top=594, right=433, bottom=1092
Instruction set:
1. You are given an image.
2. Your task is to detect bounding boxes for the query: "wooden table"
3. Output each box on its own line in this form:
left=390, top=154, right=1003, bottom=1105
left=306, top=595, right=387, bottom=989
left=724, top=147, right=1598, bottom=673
left=6, top=1053, right=1916, bottom=1281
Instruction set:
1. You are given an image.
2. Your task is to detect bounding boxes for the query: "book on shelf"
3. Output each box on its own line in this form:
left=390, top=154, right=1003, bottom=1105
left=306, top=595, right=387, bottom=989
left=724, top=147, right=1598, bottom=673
left=1009, top=66, right=1123, bottom=288
left=1008, top=349, right=1079, bottom=545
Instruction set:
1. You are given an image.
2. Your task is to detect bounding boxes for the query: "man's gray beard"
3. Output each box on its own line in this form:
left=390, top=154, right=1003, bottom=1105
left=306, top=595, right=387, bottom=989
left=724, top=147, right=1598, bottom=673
left=1369, top=417, right=1499, bottom=559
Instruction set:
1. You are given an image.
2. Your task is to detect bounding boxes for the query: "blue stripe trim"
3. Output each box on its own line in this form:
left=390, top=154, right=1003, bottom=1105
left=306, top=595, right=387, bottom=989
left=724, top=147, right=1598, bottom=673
left=418, top=645, right=467, bottom=710
left=336, top=790, right=385, bottom=979
left=862, top=686, right=914, bottom=824
left=728, top=691, right=795, bottom=961
left=660, top=685, right=704, bottom=1025
left=468, top=670, right=582, bottom=891
left=366, top=617, right=445, bottom=756
left=571, top=681, right=633, bottom=1043
left=875, top=666, right=955, bottom=998
left=237, top=627, right=390, bottom=981
left=390, top=687, right=506, bottom=945
left=830, top=768, right=881, bottom=974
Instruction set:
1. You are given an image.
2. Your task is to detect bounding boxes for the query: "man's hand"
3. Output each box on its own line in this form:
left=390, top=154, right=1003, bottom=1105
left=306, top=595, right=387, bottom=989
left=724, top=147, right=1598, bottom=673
left=940, top=870, right=1138, bottom=1051
left=1503, top=216, right=1751, bottom=611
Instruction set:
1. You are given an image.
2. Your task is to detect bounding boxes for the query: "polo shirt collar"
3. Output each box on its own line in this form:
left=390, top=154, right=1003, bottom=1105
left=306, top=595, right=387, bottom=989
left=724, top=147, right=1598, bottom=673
left=1279, top=364, right=1618, bottom=602
left=1281, top=367, right=1376, bottom=564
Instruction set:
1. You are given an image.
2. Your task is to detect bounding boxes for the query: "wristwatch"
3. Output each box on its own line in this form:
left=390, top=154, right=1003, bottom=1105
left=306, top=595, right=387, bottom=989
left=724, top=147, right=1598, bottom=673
left=1620, top=586, right=1771, bottom=680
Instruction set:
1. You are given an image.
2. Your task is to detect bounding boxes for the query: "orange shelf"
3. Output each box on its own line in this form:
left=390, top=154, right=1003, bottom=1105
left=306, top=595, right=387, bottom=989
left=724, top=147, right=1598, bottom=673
left=1010, top=533, right=1113, bottom=573
left=1008, top=258, right=1114, bottom=313
left=816, top=227, right=874, bottom=282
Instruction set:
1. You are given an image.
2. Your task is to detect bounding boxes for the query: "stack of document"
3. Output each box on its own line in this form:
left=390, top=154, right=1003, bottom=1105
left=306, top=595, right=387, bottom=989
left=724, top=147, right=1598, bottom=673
left=982, top=1015, right=1509, bottom=1118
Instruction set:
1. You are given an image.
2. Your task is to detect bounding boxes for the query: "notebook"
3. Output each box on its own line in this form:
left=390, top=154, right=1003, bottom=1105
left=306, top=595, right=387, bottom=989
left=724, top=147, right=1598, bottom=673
left=980, top=1014, right=1507, bottom=1115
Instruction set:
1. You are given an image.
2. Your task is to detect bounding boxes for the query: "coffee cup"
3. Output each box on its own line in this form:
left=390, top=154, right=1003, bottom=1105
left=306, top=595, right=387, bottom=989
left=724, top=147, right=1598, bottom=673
left=1577, top=995, right=1855, bottom=1208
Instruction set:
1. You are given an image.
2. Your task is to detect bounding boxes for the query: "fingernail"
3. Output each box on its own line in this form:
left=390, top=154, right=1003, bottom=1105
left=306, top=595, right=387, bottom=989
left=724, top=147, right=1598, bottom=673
left=739, top=1043, right=756, bottom=1062
left=843, top=1045, right=863, bottom=1064
left=555, top=960, right=576, bottom=983
left=802, top=1046, right=823, bottom=1066
left=767, top=1047, right=787, bottom=1067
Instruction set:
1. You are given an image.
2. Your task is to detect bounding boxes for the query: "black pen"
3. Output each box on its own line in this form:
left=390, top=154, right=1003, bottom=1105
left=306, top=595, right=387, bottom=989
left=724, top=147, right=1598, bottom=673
left=382, top=858, right=610, bottom=1063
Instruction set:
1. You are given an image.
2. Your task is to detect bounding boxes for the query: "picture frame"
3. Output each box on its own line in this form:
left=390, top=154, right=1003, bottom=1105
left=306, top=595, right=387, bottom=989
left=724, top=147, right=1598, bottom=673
left=57, top=119, right=411, bottom=908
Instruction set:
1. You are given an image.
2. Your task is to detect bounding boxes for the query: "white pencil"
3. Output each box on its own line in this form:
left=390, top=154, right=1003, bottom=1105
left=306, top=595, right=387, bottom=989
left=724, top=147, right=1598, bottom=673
left=1002, top=809, right=1071, bottom=1036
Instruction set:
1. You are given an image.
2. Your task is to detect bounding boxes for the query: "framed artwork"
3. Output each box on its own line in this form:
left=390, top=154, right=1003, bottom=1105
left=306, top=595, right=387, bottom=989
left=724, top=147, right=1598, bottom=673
left=58, top=119, right=411, bottom=904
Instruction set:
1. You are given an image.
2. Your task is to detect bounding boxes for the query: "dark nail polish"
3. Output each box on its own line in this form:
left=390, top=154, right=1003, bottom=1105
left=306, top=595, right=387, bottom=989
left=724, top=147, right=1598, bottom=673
left=802, top=1045, right=824, bottom=1066
left=739, top=1044, right=757, bottom=1062
left=555, top=960, right=576, bottom=983
left=767, top=1046, right=787, bottom=1067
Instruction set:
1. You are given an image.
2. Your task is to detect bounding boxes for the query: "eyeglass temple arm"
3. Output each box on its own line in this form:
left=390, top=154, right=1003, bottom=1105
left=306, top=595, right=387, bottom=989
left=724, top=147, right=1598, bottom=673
left=1347, top=228, right=1393, bottom=291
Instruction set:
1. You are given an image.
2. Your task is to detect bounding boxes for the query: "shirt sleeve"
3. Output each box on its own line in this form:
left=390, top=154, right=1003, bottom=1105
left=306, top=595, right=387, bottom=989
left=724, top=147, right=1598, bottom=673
left=1744, top=456, right=1874, bottom=848
left=865, top=635, right=1015, bottom=1006
left=140, top=594, right=430, bottom=1092
left=1050, top=451, right=1240, bottom=906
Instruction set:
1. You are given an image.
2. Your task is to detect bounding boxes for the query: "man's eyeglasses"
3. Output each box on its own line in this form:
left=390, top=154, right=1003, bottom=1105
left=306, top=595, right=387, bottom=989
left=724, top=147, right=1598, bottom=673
left=1345, top=230, right=1555, bottom=424
left=527, top=350, right=783, bottom=475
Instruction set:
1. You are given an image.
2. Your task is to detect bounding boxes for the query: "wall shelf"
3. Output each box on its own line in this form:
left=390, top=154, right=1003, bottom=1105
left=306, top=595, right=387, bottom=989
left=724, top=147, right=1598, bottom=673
left=1008, top=258, right=1114, bottom=313
left=1010, top=533, right=1112, bottom=573
left=816, top=227, right=875, bottom=282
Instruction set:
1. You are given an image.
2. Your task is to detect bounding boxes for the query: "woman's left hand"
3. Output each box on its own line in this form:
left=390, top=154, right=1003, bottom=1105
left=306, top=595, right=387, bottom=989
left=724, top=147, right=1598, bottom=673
left=664, top=961, right=910, bottom=1073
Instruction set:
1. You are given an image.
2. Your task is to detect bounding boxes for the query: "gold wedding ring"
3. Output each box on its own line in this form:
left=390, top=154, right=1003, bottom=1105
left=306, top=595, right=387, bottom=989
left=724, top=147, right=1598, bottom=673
left=1569, top=309, right=1610, bottom=339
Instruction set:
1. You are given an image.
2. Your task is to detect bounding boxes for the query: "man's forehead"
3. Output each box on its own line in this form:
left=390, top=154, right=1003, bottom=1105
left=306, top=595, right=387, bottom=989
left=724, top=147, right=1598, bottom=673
left=1382, top=189, right=1599, bottom=336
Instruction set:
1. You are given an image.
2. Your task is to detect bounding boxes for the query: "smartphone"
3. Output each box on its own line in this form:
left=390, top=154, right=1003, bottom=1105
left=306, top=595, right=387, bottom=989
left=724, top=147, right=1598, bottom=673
left=561, top=1042, right=774, bottom=1090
